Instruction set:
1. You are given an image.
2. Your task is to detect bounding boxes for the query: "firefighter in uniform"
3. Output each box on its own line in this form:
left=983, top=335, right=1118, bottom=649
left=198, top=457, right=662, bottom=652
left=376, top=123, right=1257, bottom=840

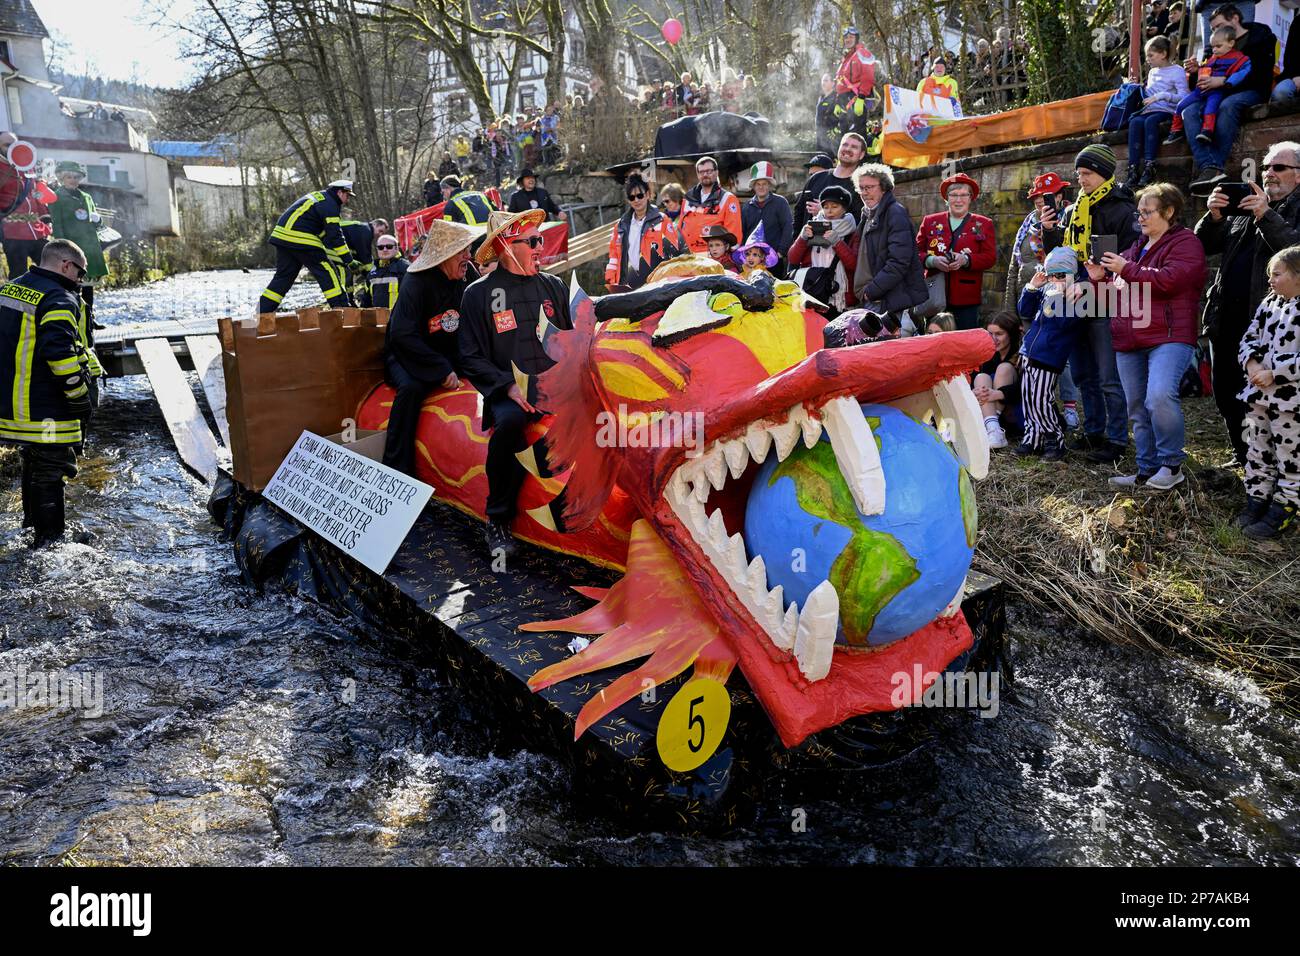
left=331, top=217, right=390, bottom=305
left=457, top=209, right=572, bottom=557
left=379, top=219, right=481, bottom=476
left=358, top=233, right=409, bottom=310
left=0, top=239, right=95, bottom=546
left=441, top=177, right=495, bottom=226
left=257, top=179, right=361, bottom=313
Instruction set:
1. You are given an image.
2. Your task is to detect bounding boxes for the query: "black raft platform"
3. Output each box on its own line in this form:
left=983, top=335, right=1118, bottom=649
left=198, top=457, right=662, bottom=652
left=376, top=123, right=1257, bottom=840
left=209, top=476, right=1010, bottom=830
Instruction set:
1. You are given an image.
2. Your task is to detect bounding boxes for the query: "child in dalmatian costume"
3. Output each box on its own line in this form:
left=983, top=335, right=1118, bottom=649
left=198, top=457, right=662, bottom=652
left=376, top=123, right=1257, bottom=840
left=1236, top=245, right=1300, bottom=539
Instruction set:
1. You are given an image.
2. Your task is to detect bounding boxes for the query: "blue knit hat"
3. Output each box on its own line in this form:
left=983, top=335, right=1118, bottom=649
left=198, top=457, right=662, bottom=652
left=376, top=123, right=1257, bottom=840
left=1043, top=246, right=1078, bottom=276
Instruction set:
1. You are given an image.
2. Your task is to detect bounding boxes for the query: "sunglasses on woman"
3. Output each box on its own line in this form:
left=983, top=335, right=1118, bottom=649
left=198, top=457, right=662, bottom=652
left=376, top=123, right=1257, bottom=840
left=511, top=235, right=545, bottom=248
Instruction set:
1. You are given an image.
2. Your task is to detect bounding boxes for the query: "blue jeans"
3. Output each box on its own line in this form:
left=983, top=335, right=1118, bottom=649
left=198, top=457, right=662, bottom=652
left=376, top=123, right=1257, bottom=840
left=1181, top=88, right=1264, bottom=170
left=1273, top=78, right=1299, bottom=106
left=1127, top=112, right=1169, bottom=168
left=1059, top=363, right=1079, bottom=404
left=1116, top=343, right=1195, bottom=474
left=1069, top=319, right=1128, bottom=445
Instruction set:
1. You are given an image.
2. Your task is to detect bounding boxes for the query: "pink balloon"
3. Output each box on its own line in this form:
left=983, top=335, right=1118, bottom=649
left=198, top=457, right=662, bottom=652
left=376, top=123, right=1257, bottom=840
left=661, top=18, right=683, bottom=45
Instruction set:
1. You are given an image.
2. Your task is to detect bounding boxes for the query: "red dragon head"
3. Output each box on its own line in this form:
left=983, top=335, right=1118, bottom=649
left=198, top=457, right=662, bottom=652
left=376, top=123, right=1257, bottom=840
left=525, top=257, right=995, bottom=747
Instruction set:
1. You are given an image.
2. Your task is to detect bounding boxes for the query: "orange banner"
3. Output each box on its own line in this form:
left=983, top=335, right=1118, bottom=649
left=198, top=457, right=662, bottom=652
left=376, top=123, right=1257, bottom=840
left=883, top=90, right=1114, bottom=169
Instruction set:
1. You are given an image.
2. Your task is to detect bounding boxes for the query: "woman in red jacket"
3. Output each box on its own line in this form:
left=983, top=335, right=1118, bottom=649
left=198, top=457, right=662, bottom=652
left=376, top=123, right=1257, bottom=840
left=1088, top=182, right=1206, bottom=491
left=916, top=172, right=997, bottom=329
left=2, top=175, right=57, bottom=276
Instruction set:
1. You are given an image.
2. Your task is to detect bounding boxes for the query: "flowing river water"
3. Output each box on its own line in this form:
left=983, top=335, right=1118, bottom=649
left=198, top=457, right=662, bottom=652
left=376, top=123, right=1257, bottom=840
left=0, top=270, right=1296, bottom=866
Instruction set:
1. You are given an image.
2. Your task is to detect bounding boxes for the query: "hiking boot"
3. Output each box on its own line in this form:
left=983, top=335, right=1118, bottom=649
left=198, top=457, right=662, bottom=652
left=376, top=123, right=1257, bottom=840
left=1243, top=500, right=1297, bottom=540
left=986, top=420, right=1008, bottom=449
left=1195, top=129, right=1214, bottom=145
left=1068, top=432, right=1107, bottom=453
left=1062, top=401, right=1080, bottom=431
left=1109, top=472, right=1154, bottom=488
left=484, top=521, right=517, bottom=561
left=1189, top=166, right=1226, bottom=196
left=1012, top=440, right=1040, bottom=458
left=1137, top=161, right=1158, bottom=187
left=1086, top=442, right=1126, bottom=465
left=1232, top=495, right=1270, bottom=529
left=1041, top=437, right=1067, bottom=462
left=1124, top=163, right=1142, bottom=189
left=1162, top=129, right=1183, bottom=146
left=1143, top=465, right=1185, bottom=491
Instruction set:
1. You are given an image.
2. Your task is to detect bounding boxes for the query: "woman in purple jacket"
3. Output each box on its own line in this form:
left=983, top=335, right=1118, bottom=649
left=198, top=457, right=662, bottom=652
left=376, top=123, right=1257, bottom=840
left=1087, top=182, right=1206, bottom=490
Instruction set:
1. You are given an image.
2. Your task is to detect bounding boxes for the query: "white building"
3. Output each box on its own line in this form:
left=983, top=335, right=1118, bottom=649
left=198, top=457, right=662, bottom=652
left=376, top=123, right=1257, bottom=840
left=427, top=7, right=643, bottom=136
left=0, top=0, right=178, bottom=239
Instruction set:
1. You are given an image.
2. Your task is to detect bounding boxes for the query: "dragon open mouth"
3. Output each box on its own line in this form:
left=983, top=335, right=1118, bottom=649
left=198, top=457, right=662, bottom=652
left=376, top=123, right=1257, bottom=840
left=660, top=371, right=989, bottom=685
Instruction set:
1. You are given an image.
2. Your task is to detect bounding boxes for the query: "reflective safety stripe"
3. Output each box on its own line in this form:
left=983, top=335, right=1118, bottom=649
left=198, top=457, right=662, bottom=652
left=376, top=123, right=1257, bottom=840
left=12, top=310, right=35, bottom=421
left=48, top=355, right=81, bottom=375
left=270, top=225, right=327, bottom=250
left=40, top=308, right=77, bottom=326
left=83, top=347, right=103, bottom=377
left=65, top=381, right=89, bottom=399
left=370, top=277, right=398, bottom=309
left=260, top=287, right=285, bottom=304
left=449, top=196, right=488, bottom=225
left=0, top=417, right=82, bottom=444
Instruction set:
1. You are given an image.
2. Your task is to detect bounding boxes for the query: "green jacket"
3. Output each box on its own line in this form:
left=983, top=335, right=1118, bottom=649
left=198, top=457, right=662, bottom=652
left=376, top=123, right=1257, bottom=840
left=49, top=185, right=108, bottom=280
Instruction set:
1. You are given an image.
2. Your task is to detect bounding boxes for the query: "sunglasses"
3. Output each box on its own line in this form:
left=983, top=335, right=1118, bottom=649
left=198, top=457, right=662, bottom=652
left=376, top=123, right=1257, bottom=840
left=628, top=192, right=647, bottom=200
left=377, top=244, right=398, bottom=250
left=1263, top=163, right=1300, bottom=173
left=511, top=235, right=545, bottom=248
left=64, top=261, right=87, bottom=279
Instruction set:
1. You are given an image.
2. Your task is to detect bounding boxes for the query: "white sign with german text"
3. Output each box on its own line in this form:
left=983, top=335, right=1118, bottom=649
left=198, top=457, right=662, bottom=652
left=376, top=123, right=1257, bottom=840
left=263, top=430, right=432, bottom=575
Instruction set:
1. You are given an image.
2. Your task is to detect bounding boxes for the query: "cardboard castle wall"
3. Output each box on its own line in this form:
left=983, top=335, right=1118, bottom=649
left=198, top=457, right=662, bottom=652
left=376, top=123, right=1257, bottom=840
left=219, top=307, right=389, bottom=491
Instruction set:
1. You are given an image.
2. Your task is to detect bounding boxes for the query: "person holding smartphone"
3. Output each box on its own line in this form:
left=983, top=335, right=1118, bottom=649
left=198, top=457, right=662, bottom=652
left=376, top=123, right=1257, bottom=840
left=1194, top=140, right=1300, bottom=464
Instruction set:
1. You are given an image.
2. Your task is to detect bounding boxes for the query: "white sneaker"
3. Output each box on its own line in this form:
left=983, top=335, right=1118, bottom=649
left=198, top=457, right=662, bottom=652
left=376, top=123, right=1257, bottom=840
left=1144, top=466, right=1185, bottom=491
left=985, top=420, right=1007, bottom=449
left=1108, top=473, right=1149, bottom=488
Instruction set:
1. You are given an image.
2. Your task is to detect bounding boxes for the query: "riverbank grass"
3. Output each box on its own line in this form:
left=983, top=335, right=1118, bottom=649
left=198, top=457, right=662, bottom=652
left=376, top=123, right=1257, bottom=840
left=975, top=396, right=1299, bottom=713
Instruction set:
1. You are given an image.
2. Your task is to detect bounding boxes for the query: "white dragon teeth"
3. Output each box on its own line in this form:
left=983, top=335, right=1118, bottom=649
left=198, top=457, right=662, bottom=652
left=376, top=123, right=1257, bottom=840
left=794, top=580, right=839, bottom=682
left=933, top=375, right=990, bottom=480
left=744, top=424, right=772, bottom=463
left=661, top=382, right=985, bottom=680
left=770, top=420, right=801, bottom=461
left=941, top=574, right=967, bottom=618
left=820, top=395, right=887, bottom=516
left=723, top=440, right=748, bottom=479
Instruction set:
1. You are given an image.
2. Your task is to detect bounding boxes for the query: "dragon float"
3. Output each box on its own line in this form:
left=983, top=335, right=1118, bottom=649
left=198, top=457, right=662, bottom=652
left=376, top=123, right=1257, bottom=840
left=356, top=256, right=994, bottom=749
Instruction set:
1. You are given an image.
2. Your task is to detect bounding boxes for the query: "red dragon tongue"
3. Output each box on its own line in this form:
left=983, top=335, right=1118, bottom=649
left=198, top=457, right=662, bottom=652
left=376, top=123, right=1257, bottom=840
left=525, top=519, right=736, bottom=739
left=534, top=279, right=618, bottom=532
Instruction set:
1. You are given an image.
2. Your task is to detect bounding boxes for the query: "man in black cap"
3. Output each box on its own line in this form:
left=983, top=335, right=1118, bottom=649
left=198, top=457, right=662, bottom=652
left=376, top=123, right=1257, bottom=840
left=793, top=133, right=866, bottom=237
left=507, top=169, right=565, bottom=222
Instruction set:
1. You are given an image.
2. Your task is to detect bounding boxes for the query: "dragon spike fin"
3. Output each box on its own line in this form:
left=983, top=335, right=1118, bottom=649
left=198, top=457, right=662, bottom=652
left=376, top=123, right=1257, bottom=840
left=537, top=303, right=556, bottom=349
left=526, top=501, right=558, bottom=532
left=535, top=283, right=615, bottom=532
left=515, top=432, right=557, bottom=479
left=510, top=361, right=530, bottom=401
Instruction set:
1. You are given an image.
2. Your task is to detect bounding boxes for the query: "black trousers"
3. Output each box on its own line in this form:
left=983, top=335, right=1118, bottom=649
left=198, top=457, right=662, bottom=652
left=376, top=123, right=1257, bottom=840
left=485, top=394, right=539, bottom=525
left=1211, top=316, right=1250, bottom=463
left=3, top=238, right=46, bottom=277
left=380, top=356, right=435, bottom=478
left=19, top=443, right=77, bottom=542
left=257, top=246, right=351, bottom=313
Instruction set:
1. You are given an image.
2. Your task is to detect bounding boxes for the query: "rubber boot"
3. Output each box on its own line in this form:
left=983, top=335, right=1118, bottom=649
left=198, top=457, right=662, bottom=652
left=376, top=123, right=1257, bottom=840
left=1232, top=495, right=1270, bottom=529
left=30, top=482, right=66, bottom=548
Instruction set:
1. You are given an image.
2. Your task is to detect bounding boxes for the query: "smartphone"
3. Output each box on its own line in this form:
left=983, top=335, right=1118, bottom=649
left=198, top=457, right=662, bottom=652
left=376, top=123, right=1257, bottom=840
left=1089, top=234, right=1118, bottom=263
left=1041, top=192, right=1057, bottom=215
left=1216, top=181, right=1252, bottom=216
left=808, top=221, right=831, bottom=235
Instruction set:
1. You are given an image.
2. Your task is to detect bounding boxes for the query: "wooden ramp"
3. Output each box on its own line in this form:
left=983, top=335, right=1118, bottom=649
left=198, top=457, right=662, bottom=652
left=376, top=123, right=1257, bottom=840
left=136, top=337, right=223, bottom=484
left=548, top=223, right=612, bottom=274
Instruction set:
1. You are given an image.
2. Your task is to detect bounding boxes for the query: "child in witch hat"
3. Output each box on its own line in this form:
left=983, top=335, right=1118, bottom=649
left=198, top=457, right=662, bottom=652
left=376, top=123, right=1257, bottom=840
left=733, top=221, right=779, bottom=277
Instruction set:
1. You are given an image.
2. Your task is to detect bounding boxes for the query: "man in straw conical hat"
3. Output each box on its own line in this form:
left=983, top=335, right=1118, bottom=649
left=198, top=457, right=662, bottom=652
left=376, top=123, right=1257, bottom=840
left=380, top=219, right=484, bottom=476
left=457, top=208, right=572, bottom=558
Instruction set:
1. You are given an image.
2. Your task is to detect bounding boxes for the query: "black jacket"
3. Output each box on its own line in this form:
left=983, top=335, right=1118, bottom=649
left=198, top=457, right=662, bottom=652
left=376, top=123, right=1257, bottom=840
left=384, top=264, right=475, bottom=384
left=508, top=186, right=561, bottom=218
left=360, top=257, right=410, bottom=309
left=340, top=221, right=375, bottom=266
left=1044, top=182, right=1141, bottom=277
left=1282, top=17, right=1300, bottom=83
left=853, top=190, right=928, bottom=314
left=741, top=194, right=794, bottom=261
left=443, top=190, right=494, bottom=226
left=1195, top=187, right=1300, bottom=334
left=792, top=169, right=863, bottom=235
left=1199, top=21, right=1277, bottom=99
left=458, top=269, right=572, bottom=423
left=422, top=179, right=443, bottom=207
left=269, top=190, right=350, bottom=261
left=0, top=266, right=91, bottom=445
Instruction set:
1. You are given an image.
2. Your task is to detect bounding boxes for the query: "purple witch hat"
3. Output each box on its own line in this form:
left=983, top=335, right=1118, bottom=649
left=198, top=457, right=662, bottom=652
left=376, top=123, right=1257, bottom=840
left=733, top=220, right=780, bottom=268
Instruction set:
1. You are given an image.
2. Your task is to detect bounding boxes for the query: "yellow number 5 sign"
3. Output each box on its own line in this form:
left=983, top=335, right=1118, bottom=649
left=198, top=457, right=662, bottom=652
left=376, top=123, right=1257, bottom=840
left=656, top=678, right=730, bottom=772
